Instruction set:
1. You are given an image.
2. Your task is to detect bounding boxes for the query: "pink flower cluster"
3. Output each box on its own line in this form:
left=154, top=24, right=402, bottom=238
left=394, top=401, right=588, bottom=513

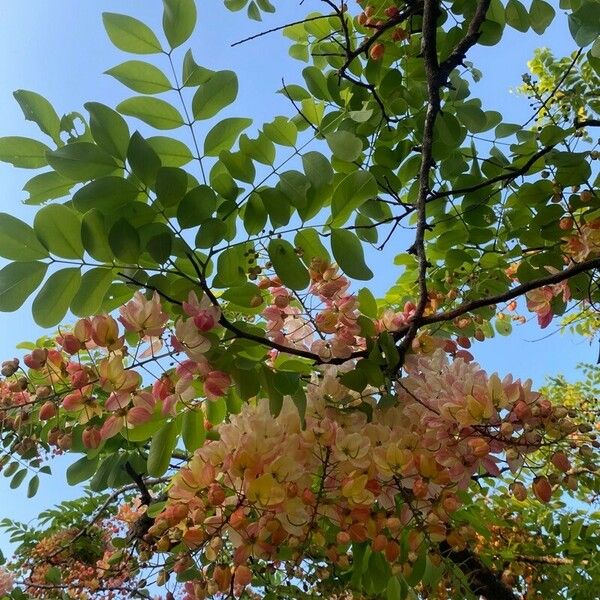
left=151, top=351, right=571, bottom=593
left=261, top=260, right=366, bottom=361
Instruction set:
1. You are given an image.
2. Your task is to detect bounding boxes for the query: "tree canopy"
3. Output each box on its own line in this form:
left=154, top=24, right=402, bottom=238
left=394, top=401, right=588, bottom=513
left=0, top=0, right=598, bottom=599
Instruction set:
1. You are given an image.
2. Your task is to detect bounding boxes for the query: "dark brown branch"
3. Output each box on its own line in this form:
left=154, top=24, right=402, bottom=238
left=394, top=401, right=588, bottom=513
left=437, top=0, right=491, bottom=85
left=439, top=541, right=519, bottom=600
left=420, top=256, right=600, bottom=328
left=397, top=0, right=441, bottom=363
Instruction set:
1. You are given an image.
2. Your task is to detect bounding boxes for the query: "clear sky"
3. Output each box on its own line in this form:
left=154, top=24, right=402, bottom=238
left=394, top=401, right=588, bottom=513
left=0, top=0, right=592, bottom=557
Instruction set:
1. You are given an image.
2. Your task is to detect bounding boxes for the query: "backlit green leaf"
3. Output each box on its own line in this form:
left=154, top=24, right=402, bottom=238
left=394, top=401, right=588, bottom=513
left=46, top=142, right=118, bottom=181
left=0, top=136, right=51, bottom=168
left=109, top=218, right=141, bottom=263
left=147, top=420, right=178, bottom=476
left=0, top=213, right=49, bottom=261
left=32, top=268, right=81, bottom=327
left=268, top=239, right=310, bottom=290
left=13, top=90, right=61, bottom=144
left=0, top=262, right=48, bottom=312
left=34, top=204, right=83, bottom=259
left=192, top=70, right=239, bottom=120
left=71, top=268, right=115, bottom=316
left=103, top=12, right=163, bottom=54
left=331, top=229, right=373, bottom=280
left=162, top=0, right=197, bottom=48
left=23, top=171, right=73, bottom=205
left=106, top=61, right=172, bottom=94
left=117, top=97, right=184, bottom=130
left=204, top=117, right=252, bottom=156
left=331, top=170, right=378, bottom=227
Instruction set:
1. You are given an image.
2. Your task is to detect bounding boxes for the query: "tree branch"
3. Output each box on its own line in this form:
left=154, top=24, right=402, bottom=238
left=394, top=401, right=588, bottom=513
left=439, top=541, right=520, bottom=600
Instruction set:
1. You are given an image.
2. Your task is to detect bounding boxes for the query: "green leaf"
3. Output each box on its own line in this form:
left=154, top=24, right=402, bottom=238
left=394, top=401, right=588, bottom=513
left=13, top=90, right=61, bottom=144
left=302, top=151, right=333, bottom=191
left=294, top=228, right=329, bottom=266
left=85, top=102, right=130, bottom=160
left=147, top=135, right=193, bottom=167
left=243, top=193, right=267, bottom=235
left=568, top=1, right=600, bottom=46
left=105, top=60, right=172, bottom=94
left=177, top=185, right=217, bottom=228
left=268, top=239, right=310, bottom=290
left=192, top=70, right=239, bottom=120
left=239, top=133, right=275, bottom=165
left=204, top=117, right=252, bottom=156
left=219, top=150, right=255, bottom=183
left=331, top=229, right=373, bottom=280
left=0, top=136, right=51, bottom=168
left=34, top=204, right=84, bottom=259
left=215, top=246, right=247, bottom=287
left=163, top=0, right=197, bottom=48
left=32, top=268, right=81, bottom=328
left=195, top=218, right=228, bottom=248
left=66, top=456, right=99, bottom=486
left=182, top=409, right=206, bottom=452
left=331, top=170, right=378, bottom=227
left=46, top=142, right=118, bottom=181
left=358, top=287, right=378, bottom=318
left=128, top=132, right=161, bottom=185
left=529, top=0, right=555, bottom=34
left=0, top=213, right=49, bottom=260
left=263, top=116, right=297, bottom=147
left=10, top=469, right=27, bottom=490
left=0, top=262, right=48, bottom=312
left=156, top=166, right=189, bottom=207
left=23, top=171, right=73, bottom=205
left=326, top=130, right=363, bottom=162
left=72, top=176, right=140, bottom=214
left=109, top=218, right=141, bottom=263
left=182, top=49, right=214, bottom=87
left=81, top=209, right=113, bottom=262
left=117, top=97, right=184, bottom=130
left=147, top=231, right=173, bottom=263
left=147, top=420, right=178, bottom=476
left=102, top=12, right=163, bottom=54
left=71, top=268, right=114, bottom=316
left=206, top=397, right=227, bottom=425
left=505, top=0, right=530, bottom=32
left=27, top=475, right=40, bottom=498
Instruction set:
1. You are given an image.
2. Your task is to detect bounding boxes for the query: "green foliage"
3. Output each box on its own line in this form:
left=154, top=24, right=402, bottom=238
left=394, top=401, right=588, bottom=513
left=0, top=0, right=598, bottom=599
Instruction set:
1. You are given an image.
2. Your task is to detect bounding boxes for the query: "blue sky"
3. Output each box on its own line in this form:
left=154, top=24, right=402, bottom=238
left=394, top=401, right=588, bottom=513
left=0, top=0, right=593, bottom=557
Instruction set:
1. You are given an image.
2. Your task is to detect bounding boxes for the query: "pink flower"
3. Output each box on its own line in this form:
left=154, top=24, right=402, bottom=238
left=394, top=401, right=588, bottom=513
left=0, top=566, right=14, bottom=595
left=204, top=371, right=231, bottom=401
left=91, top=315, right=124, bottom=350
left=526, top=287, right=554, bottom=328
left=174, top=318, right=212, bottom=360
left=119, top=291, right=168, bottom=337
left=183, top=291, right=221, bottom=332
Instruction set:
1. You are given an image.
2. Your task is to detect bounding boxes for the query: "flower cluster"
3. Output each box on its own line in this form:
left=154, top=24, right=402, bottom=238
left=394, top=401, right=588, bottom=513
left=147, top=350, right=577, bottom=598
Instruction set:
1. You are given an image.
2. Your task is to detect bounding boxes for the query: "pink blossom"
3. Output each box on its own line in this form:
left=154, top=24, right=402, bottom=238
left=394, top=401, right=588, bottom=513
left=174, top=318, right=211, bottom=360
left=0, top=566, right=14, bottom=596
left=204, top=371, right=231, bottom=401
left=119, top=291, right=168, bottom=337
left=183, top=291, right=221, bottom=332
